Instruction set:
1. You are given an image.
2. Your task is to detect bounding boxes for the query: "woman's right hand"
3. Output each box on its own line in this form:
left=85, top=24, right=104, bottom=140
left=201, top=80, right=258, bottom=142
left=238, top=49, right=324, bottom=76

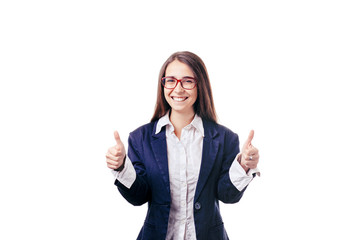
left=106, top=131, right=126, bottom=170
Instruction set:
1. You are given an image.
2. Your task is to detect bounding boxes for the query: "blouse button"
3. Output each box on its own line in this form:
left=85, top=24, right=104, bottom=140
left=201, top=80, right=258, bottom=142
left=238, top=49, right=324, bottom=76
left=194, top=202, right=201, bottom=210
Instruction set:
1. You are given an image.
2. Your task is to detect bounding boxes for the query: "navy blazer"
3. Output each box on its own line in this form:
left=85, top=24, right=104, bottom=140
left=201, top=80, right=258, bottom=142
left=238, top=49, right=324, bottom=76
left=115, top=119, right=248, bottom=240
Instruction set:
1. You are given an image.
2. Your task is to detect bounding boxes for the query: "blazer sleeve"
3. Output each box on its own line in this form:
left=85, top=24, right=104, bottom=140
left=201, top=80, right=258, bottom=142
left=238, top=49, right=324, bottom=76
left=114, top=130, right=151, bottom=206
left=217, top=128, right=248, bottom=203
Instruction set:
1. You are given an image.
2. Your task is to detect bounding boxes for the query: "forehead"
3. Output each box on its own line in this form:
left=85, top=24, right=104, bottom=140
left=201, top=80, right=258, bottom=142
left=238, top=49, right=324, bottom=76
left=165, top=60, right=194, bottom=77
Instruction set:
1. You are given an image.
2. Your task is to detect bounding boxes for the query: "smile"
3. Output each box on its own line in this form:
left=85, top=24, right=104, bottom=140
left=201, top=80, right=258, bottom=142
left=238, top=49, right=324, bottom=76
left=171, top=97, right=188, bottom=102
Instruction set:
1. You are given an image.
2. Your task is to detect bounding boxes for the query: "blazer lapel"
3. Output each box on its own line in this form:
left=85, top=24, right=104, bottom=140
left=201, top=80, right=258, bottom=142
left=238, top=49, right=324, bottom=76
left=194, top=120, right=220, bottom=201
left=151, top=125, right=171, bottom=195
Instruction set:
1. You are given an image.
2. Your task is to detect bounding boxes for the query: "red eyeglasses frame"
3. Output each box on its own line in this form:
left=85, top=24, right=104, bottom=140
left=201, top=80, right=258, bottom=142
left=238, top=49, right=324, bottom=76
left=161, top=76, right=198, bottom=90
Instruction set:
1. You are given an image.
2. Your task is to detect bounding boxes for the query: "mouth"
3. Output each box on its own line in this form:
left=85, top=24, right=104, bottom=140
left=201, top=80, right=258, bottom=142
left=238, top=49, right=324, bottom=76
left=171, top=96, right=188, bottom=102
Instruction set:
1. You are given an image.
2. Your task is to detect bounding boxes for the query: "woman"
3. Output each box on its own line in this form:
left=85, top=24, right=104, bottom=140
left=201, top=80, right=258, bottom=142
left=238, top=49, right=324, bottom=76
left=106, top=51, right=260, bottom=240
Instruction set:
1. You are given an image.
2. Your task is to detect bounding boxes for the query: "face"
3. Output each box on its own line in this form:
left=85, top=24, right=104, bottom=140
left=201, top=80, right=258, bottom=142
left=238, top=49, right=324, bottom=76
left=164, top=60, right=198, bottom=116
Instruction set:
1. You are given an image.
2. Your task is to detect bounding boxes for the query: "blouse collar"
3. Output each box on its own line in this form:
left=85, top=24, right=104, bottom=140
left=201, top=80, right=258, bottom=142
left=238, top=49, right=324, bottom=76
left=155, top=111, right=204, bottom=137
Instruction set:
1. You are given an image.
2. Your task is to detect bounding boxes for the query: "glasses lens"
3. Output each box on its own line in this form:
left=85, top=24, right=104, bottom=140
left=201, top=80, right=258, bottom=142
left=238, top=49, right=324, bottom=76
left=181, top=77, right=196, bottom=89
left=163, top=77, right=176, bottom=88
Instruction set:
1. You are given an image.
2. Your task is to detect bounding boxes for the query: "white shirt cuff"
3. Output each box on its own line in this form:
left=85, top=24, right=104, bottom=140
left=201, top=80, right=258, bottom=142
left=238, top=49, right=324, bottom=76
left=229, top=153, right=260, bottom=192
left=110, top=156, right=136, bottom=189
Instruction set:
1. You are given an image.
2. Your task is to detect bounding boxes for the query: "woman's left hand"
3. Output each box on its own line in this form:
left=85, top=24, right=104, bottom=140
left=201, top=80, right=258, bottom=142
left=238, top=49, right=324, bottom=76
left=239, top=130, right=259, bottom=172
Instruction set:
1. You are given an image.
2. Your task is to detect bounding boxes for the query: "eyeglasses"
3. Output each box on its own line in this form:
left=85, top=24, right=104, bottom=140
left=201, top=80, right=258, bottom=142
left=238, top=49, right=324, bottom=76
left=161, top=77, right=197, bottom=90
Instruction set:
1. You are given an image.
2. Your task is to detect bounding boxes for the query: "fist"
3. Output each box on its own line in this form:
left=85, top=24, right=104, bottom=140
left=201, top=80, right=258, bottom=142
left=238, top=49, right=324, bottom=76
left=106, top=131, right=126, bottom=170
left=239, top=130, right=260, bottom=172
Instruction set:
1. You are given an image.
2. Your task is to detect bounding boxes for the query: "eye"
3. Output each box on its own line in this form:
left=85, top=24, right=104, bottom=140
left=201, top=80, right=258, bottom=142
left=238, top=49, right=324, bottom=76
left=166, top=78, right=176, bottom=83
left=183, top=77, right=195, bottom=83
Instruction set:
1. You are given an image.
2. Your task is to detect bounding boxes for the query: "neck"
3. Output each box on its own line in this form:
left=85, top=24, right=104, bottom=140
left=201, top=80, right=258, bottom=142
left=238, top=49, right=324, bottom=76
left=170, top=110, right=195, bottom=138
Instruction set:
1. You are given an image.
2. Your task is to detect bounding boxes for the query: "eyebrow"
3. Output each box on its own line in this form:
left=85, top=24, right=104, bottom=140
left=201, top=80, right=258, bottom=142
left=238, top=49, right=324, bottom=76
left=165, top=76, right=195, bottom=78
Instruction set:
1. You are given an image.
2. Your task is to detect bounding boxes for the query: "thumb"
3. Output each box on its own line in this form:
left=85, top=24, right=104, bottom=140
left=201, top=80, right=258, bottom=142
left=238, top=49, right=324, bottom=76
left=114, top=130, right=122, bottom=146
left=244, top=130, right=254, bottom=147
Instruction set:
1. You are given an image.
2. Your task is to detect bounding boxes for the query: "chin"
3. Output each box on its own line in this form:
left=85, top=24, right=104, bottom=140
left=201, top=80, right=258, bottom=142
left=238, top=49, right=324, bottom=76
left=171, top=106, right=195, bottom=115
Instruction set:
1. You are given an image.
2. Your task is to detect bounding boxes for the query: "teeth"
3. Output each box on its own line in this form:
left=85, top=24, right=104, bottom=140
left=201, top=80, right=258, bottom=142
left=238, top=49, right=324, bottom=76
left=172, top=97, right=187, bottom=102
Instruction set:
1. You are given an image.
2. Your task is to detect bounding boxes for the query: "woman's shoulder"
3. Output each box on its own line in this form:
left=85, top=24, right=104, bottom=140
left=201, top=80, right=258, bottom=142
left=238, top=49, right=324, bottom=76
left=129, top=121, right=158, bottom=138
left=202, top=119, right=238, bottom=137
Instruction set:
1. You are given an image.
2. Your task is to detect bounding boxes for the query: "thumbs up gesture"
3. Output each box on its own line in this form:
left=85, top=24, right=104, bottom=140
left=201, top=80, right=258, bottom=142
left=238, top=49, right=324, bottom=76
left=239, top=130, right=259, bottom=172
left=106, top=131, right=126, bottom=170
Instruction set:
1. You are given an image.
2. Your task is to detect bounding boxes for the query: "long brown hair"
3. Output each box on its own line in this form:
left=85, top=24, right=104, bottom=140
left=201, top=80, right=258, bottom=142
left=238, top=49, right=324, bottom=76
left=151, top=51, right=217, bottom=123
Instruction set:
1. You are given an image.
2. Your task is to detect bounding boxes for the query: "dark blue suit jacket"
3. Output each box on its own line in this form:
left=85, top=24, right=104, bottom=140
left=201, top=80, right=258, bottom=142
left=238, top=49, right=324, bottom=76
left=115, top=119, right=248, bottom=240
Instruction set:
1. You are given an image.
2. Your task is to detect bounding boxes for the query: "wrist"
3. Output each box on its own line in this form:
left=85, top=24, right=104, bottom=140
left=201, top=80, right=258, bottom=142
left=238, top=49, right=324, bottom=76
left=238, top=154, right=250, bottom=173
left=114, top=155, right=126, bottom=172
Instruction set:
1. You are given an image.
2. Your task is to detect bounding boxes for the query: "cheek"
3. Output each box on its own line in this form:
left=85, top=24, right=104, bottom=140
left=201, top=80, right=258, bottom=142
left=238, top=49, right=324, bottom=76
left=191, top=89, right=198, bottom=102
left=163, top=89, right=172, bottom=101
left=164, top=89, right=170, bottom=96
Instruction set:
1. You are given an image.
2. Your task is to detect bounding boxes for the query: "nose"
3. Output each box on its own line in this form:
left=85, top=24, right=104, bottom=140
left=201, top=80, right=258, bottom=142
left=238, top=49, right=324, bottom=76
left=173, top=80, right=185, bottom=93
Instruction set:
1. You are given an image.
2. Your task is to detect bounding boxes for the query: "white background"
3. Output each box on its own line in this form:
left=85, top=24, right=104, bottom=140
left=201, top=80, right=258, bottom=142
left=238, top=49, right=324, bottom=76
left=1, top=0, right=359, bottom=239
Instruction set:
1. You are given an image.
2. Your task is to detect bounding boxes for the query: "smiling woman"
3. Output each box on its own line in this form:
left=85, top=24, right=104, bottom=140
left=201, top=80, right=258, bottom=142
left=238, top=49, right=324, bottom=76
left=163, top=60, right=198, bottom=128
left=105, top=51, right=260, bottom=240
left=151, top=52, right=217, bottom=124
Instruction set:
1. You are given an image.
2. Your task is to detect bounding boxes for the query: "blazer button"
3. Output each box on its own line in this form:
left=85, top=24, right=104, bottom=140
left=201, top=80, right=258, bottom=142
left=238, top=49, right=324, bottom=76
left=194, top=202, right=201, bottom=210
